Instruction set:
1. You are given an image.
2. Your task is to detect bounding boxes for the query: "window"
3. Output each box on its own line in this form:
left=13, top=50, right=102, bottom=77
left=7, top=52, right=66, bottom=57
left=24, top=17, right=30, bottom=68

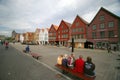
left=74, top=29, right=76, bottom=32
left=108, top=31, right=114, bottom=38
left=81, top=28, right=84, bottom=32
left=100, top=31, right=105, bottom=38
left=76, top=22, right=80, bottom=27
left=92, top=32, right=96, bottom=39
left=108, top=22, right=114, bottom=27
left=100, top=23, right=105, bottom=29
left=66, top=34, right=68, bottom=38
left=72, top=35, right=75, bottom=39
left=58, top=31, right=60, bottom=34
left=79, top=34, right=83, bottom=39
left=72, top=29, right=74, bottom=32
left=58, top=35, right=60, bottom=38
left=77, top=34, right=80, bottom=39
left=72, top=29, right=75, bottom=33
left=66, top=29, right=68, bottom=32
left=92, top=25, right=96, bottom=30
left=78, top=28, right=84, bottom=32
left=96, top=42, right=102, bottom=48
left=100, top=15, right=104, bottom=21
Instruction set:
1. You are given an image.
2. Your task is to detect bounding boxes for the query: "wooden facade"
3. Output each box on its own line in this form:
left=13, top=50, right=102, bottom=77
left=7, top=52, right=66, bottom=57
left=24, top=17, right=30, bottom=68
left=88, top=7, right=120, bottom=50
left=49, top=24, right=58, bottom=45
left=34, top=28, right=40, bottom=44
left=25, top=32, right=34, bottom=42
left=57, top=20, right=71, bottom=46
left=70, top=15, right=88, bottom=48
left=15, top=33, right=20, bottom=42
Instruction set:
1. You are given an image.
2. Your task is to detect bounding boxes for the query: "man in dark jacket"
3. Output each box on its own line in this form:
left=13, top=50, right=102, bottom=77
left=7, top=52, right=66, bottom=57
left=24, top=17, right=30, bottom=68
left=62, top=54, right=68, bottom=74
left=62, top=54, right=68, bottom=67
left=25, top=45, right=30, bottom=53
left=84, top=56, right=95, bottom=77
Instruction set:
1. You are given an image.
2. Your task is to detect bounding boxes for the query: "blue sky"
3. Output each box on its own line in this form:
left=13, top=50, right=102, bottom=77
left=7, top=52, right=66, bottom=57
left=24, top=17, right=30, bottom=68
left=0, top=0, right=120, bottom=37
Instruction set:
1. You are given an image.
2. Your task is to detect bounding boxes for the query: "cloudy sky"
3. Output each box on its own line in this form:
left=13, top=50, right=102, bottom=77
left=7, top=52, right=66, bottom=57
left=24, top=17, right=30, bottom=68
left=0, top=0, right=120, bottom=37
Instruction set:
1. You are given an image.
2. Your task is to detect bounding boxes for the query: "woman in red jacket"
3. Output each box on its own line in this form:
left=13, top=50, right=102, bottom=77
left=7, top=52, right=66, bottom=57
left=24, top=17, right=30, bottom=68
left=73, top=55, right=85, bottom=73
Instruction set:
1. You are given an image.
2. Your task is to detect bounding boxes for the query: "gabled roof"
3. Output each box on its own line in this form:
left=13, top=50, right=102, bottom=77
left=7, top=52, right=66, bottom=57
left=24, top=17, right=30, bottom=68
left=35, top=28, right=40, bottom=32
left=41, top=29, right=44, bottom=32
left=27, top=32, right=34, bottom=34
left=49, top=24, right=58, bottom=33
left=62, top=20, right=72, bottom=27
left=52, top=24, right=59, bottom=30
left=89, top=7, right=120, bottom=25
left=76, top=15, right=89, bottom=24
left=57, top=20, right=72, bottom=31
left=46, top=28, right=49, bottom=31
left=71, top=15, right=88, bottom=27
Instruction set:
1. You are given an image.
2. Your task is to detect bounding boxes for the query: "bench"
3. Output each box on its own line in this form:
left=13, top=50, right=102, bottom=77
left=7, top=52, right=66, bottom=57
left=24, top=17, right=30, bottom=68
left=30, top=53, right=41, bottom=60
left=55, top=64, right=96, bottom=80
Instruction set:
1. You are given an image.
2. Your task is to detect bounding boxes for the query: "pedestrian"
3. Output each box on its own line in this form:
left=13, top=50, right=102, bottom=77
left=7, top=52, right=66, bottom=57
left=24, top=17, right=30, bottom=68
left=62, top=54, right=68, bottom=74
left=25, top=45, right=30, bottom=53
left=84, top=56, right=95, bottom=77
left=62, top=54, right=68, bottom=67
left=108, top=46, right=112, bottom=53
left=114, top=46, right=117, bottom=52
left=13, top=40, right=15, bottom=44
left=73, top=55, right=85, bottom=73
left=5, top=41, right=9, bottom=49
left=57, top=54, right=63, bottom=65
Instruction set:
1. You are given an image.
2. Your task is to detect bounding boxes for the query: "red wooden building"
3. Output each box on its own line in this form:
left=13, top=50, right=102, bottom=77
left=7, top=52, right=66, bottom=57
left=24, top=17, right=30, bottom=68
left=88, top=7, right=120, bottom=50
left=70, top=15, right=88, bottom=48
left=57, top=20, right=71, bottom=46
left=49, top=24, right=58, bottom=45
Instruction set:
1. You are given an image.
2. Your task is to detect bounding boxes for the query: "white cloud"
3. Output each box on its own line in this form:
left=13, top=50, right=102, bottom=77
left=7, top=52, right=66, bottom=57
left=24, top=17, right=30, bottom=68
left=82, top=11, right=97, bottom=23
left=0, top=0, right=120, bottom=37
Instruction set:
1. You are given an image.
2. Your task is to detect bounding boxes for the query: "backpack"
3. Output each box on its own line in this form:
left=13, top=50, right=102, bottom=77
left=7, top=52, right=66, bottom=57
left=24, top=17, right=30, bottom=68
left=84, top=62, right=95, bottom=76
left=85, top=62, right=92, bottom=70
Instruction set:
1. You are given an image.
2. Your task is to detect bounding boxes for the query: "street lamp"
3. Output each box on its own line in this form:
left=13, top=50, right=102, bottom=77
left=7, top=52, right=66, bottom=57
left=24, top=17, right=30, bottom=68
left=72, top=38, right=74, bottom=52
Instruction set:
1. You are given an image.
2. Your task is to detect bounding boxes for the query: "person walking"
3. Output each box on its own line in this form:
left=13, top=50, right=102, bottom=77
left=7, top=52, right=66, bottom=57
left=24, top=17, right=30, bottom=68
left=4, top=41, right=9, bottom=49
left=108, top=46, right=112, bottom=53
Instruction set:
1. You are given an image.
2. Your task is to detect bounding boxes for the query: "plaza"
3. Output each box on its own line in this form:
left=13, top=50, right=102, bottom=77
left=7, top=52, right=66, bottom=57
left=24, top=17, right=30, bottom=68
left=11, top=43, right=120, bottom=80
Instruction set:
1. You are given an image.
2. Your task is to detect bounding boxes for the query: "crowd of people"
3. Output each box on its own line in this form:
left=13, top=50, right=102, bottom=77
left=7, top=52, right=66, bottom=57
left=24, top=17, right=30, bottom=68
left=57, top=53, right=95, bottom=77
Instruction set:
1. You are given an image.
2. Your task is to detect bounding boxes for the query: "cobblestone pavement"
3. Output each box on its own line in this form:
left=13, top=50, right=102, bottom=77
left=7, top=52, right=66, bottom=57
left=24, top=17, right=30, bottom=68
left=10, top=43, right=120, bottom=80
